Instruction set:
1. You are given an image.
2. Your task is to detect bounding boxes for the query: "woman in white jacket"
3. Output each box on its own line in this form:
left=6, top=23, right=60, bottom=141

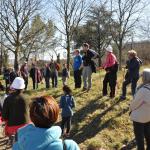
left=130, top=68, right=150, bottom=150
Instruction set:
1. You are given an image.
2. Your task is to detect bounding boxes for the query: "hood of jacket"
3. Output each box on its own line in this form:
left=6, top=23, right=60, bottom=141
left=13, top=124, right=62, bottom=150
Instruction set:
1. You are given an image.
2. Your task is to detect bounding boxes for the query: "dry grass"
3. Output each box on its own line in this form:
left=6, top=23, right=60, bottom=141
left=0, top=66, right=149, bottom=150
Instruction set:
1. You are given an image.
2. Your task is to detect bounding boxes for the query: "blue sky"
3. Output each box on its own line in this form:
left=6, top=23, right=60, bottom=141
left=18, top=0, right=149, bottom=61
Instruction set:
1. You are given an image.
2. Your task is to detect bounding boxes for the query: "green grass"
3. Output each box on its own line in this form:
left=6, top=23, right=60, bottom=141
left=0, top=66, right=150, bottom=149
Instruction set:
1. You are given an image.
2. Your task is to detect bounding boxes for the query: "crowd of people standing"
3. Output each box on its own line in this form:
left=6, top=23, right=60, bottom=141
left=0, top=42, right=150, bottom=150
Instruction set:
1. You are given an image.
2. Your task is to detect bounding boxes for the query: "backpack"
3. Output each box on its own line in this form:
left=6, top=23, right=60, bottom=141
left=91, top=60, right=97, bottom=73
left=56, top=63, right=61, bottom=71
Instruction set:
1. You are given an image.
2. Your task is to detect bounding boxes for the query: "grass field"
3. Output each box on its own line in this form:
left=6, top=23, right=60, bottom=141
left=0, top=66, right=149, bottom=150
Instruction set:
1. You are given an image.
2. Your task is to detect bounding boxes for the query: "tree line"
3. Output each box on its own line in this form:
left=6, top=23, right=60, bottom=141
left=0, top=0, right=149, bottom=72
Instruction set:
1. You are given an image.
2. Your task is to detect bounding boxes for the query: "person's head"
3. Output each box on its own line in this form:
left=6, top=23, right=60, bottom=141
left=128, top=50, right=137, bottom=59
left=142, top=68, right=150, bottom=84
left=10, top=68, right=14, bottom=72
left=24, top=61, right=27, bottom=66
left=63, top=63, right=67, bottom=68
left=63, top=85, right=72, bottom=95
left=6, top=87, right=11, bottom=95
left=74, top=49, right=80, bottom=56
left=30, top=96, right=59, bottom=128
left=32, top=63, right=36, bottom=68
left=10, top=77, right=25, bottom=93
left=106, top=45, right=113, bottom=54
left=82, top=43, right=90, bottom=52
left=51, top=59, right=54, bottom=63
left=45, top=63, right=48, bottom=67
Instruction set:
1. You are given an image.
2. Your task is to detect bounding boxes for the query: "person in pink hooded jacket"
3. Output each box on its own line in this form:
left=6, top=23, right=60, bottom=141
left=102, top=45, right=118, bottom=98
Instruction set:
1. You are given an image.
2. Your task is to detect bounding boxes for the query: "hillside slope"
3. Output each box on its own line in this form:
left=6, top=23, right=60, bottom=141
left=0, top=68, right=147, bottom=149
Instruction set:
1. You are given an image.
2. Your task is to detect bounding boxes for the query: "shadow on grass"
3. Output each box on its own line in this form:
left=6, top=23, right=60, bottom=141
left=72, top=98, right=128, bottom=144
left=0, top=137, right=9, bottom=150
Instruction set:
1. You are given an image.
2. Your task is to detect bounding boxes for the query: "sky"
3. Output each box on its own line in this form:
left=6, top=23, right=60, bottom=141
left=8, top=0, right=150, bottom=62
left=40, top=0, right=150, bottom=60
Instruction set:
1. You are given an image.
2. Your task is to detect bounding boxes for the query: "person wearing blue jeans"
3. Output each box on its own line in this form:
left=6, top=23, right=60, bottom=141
left=120, top=50, right=142, bottom=100
left=122, top=76, right=139, bottom=98
left=51, top=72, right=58, bottom=88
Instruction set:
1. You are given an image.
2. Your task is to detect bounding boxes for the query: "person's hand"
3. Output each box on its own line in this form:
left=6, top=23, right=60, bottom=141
left=97, top=67, right=103, bottom=70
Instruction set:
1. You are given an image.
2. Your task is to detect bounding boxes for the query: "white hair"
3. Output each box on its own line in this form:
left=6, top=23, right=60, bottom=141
left=142, top=68, right=150, bottom=84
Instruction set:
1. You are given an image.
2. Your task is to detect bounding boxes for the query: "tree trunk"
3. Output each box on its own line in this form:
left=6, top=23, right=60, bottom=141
left=66, top=35, right=70, bottom=70
left=57, top=53, right=60, bottom=64
left=98, top=50, right=102, bottom=67
left=119, top=47, right=122, bottom=70
left=3, top=52, right=8, bottom=68
left=14, top=50, right=19, bottom=71
left=98, top=57, right=102, bottom=67
left=0, top=42, right=3, bottom=74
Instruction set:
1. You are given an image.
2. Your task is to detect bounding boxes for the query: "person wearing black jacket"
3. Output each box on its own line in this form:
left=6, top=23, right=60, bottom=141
left=3, top=68, right=10, bottom=88
left=44, top=64, right=51, bottom=89
left=9, top=68, right=19, bottom=84
left=30, top=64, right=42, bottom=89
left=120, top=50, right=142, bottom=100
left=2, top=77, right=30, bottom=136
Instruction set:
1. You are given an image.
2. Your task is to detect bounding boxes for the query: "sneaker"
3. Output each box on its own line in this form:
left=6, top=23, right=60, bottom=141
left=87, top=87, right=91, bottom=92
left=119, top=95, right=126, bottom=100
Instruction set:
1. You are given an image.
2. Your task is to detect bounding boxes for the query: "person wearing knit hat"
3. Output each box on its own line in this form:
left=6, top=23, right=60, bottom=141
left=2, top=77, right=30, bottom=138
left=106, top=45, right=113, bottom=53
left=102, top=45, right=118, bottom=98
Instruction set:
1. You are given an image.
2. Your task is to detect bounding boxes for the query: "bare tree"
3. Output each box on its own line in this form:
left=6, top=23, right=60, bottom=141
left=53, top=0, right=93, bottom=69
left=140, top=17, right=150, bottom=40
left=20, top=16, right=55, bottom=62
left=110, top=0, right=148, bottom=69
left=0, top=0, right=41, bottom=70
left=87, top=2, right=112, bottom=66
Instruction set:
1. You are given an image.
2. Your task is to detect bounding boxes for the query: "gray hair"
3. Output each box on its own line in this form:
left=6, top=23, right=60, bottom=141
left=142, top=68, right=150, bottom=84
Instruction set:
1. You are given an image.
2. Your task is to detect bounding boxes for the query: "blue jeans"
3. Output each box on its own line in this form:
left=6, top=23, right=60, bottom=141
left=45, top=77, right=50, bottom=88
left=122, top=77, right=139, bottom=97
left=51, top=72, right=58, bottom=88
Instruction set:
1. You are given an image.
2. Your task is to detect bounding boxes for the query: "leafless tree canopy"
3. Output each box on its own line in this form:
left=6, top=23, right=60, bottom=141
left=53, top=0, right=94, bottom=69
left=110, top=0, right=148, bottom=69
left=0, top=0, right=41, bottom=70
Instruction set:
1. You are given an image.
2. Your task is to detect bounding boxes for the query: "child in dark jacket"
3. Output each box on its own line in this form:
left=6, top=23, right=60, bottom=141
left=62, top=64, right=69, bottom=86
left=60, top=85, right=75, bottom=137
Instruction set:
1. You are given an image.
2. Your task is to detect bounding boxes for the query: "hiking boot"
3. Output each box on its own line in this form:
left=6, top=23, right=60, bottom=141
left=120, top=95, right=126, bottom=100
left=82, top=87, right=87, bottom=91
left=87, top=87, right=91, bottom=92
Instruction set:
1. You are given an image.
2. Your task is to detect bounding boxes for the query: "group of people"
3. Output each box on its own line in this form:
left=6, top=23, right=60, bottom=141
left=0, top=42, right=150, bottom=150
left=0, top=77, right=79, bottom=149
left=3, top=60, right=61, bottom=91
